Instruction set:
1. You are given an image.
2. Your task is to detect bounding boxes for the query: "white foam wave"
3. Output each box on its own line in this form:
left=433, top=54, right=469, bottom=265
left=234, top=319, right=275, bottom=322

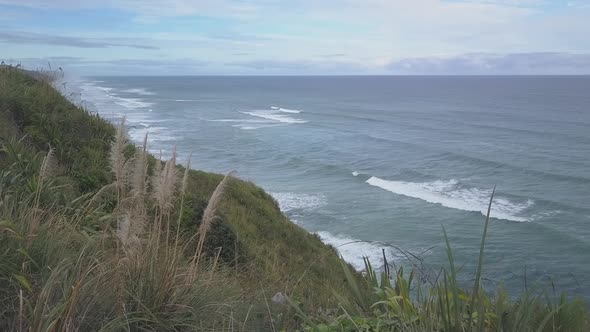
left=76, top=79, right=171, bottom=148
left=208, top=107, right=305, bottom=130
left=174, top=99, right=218, bottom=102
left=270, top=106, right=302, bottom=113
left=316, top=231, right=404, bottom=271
left=529, top=210, right=562, bottom=221
left=206, top=119, right=270, bottom=123
left=112, top=96, right=153, bottom=109
left=128, top=122, right=151, bottom=130
left=128, top=126, right=177, bottom=143
left=80, top=84, right=149, bottom=110
left=279, top=108, right=301, bottom=114
left=123, top=88, right=155, bottom=96
left=232, top=124, right=282, bottom=130
left=352, top=171, right=359, bottom=177
left=204, top=118, right=281, bottom=130
left=270, top=192, right=326, bottom=212
left=366, top=177, right=533, bottom=222
left=241, top=110, right=307, bottom=124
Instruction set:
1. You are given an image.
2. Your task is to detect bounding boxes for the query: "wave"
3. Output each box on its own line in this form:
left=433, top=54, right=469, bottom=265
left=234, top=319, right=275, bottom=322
left=235, top=125, right=257, bottom=130
left=174, top=99, right=218, bottom=102
left=128, top=122, right=151, bottom=129
left=203, top=118, right=280, bottom=130
left=112, top=96, right=154, bottom=109
left=205, top=119, right=270, bottom=123
left=97, top=86, right=113, bottom=92
left=232, top=124, right=282, bottom=130
left=366, top=177, right=533, bottom=222
left=316, top=231, right=404, bottom=270
left=270, top=193, right=408, bottom=271
left=122, top=88, right=155, bottom=96
left=128, top=126, right=177, bottom=143
left=279, top=108, right=301, bottom=114
left=270, top=106, right=302, bottom=114
left=206, top=107, right=306, bottom=130
left=76, top=80, right=169, bottom=149
left=241, top=110, right=307, bottom=124
left=270, top=192, right=326, bottom=212
left=78, top=82, right=153, bottom=111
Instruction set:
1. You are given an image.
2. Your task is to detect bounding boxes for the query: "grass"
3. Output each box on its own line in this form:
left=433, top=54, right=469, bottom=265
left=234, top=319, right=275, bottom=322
left=0, top=120, right=262, bottom=330
left=0, top=65, right=588, bottom=331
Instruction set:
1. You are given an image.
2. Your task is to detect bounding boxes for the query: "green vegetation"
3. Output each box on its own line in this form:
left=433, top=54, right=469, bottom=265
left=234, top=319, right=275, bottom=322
left=0, top=66, right=587, bottom=331
left=0, top=66, right=353, bottom=330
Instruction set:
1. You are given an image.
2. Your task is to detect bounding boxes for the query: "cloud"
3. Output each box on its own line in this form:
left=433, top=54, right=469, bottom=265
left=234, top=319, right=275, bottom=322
left=227, top=59, right=372, bottom=74
left=231, top=53, right=590, bottom=75
left=2, top=56, right=84, bottom=68
left=206, top=31, right=270, bottom=42
left=2, top=1, right=590, bottom=74
left=2, top=56, right=211, bottom=75
left=7, top=53, right=590, bottom=75
left=0, top=7, right=29, bottom=21
left=0, top=0, right=265, bottom=19
left=0, top=31, right=158, bottom=49
left=229, top=60, right=312, bottom=70
left=451, top=0, right=543, bottom=6
left=386, top=52, right=590, bottom=74
left=91, top=58, right=208, bottom=67
left=318, top=53, right=347, bottom=58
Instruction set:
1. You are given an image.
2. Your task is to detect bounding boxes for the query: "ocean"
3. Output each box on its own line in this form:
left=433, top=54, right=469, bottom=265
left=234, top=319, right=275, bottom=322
left=71, top=75, right=590, bottom=298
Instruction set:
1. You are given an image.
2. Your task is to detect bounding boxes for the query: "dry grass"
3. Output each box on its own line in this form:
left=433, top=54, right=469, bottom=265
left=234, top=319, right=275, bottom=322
left=193, top=171, right=235, bottom=267
left=0, top=119, right=262, bottom=331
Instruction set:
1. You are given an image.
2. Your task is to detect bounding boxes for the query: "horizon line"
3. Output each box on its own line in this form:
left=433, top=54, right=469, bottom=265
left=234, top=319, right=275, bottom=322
left=84, top=74, right=590, bottom=78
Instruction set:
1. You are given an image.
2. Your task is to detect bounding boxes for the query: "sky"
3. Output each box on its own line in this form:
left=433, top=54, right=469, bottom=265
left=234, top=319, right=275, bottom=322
left=1, top=0, right=590, bottom=75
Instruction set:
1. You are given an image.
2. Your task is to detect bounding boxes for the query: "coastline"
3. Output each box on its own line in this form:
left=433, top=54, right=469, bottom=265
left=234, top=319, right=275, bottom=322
left=1, top=66, right=588, bottom=331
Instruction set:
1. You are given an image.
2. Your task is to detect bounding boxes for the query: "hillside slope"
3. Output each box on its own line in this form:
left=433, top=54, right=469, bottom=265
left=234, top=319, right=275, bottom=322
left=0, top=66, right=351, bottom=309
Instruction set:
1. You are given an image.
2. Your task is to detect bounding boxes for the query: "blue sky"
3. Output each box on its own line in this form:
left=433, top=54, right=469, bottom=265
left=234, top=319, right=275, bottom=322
left=1, top=0, right=590, bottom=75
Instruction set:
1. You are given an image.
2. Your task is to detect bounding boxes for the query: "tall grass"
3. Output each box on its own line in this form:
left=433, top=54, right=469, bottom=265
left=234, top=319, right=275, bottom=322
left=0, top=121, right=267, bottom=330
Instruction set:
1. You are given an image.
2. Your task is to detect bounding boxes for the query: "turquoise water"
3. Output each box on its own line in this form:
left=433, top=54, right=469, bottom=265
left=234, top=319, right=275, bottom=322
left=74, top=76, right=590, bottom=298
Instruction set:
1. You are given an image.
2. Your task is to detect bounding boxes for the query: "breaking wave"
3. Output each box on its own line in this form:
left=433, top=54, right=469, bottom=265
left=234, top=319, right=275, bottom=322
left=366, top=177, right=533, bottom=222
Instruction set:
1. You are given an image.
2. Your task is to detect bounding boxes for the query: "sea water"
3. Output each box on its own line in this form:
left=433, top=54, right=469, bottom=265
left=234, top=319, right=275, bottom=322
left=71, top=76, right=590, bottom=298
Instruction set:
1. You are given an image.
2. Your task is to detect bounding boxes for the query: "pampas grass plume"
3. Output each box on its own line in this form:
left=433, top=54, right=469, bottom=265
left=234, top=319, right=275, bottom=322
left=193, top=170, right=235, bottom=267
